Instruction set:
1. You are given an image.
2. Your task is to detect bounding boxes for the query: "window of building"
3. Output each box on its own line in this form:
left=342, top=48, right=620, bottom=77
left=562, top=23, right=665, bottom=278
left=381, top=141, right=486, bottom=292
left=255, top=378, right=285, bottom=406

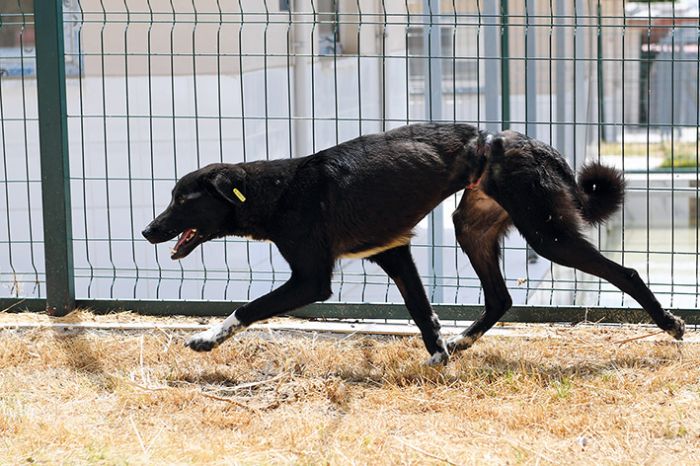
left=317, top=0, right=342, bottom=56
left=0, top=0, right=80, bottom=77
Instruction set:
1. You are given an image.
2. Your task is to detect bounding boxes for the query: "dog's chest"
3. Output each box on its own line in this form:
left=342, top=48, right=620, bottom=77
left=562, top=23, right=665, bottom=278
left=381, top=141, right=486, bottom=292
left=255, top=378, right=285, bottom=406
left=339, top=234, right=412, bottom=259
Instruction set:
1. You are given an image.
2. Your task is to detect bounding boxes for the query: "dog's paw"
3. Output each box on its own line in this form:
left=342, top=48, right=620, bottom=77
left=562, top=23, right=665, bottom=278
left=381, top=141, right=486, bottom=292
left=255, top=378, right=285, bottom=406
left=664, top=315, right=685, bottom=341
left=425, top=350, right=449, bottom=367
left=445, top=336, right=461, bottom=354
left=185, top=325, right=227, bottom=352
left=446, top=332, right=481, bottom=354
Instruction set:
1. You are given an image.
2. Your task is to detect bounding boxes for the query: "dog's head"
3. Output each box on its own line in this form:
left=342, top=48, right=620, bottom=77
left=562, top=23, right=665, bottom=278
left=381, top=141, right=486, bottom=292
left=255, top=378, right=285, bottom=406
left=142, top=163, right=247, bottom=260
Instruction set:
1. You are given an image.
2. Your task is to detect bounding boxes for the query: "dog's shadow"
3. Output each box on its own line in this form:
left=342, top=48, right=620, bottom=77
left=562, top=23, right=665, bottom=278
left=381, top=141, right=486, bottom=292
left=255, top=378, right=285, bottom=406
left=458, top=348, right=678, bottom=381
left=175, top=339, right=684, bottom=391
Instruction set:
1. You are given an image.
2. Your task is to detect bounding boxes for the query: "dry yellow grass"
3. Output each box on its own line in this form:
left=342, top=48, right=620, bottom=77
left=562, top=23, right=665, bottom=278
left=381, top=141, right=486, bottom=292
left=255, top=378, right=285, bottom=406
left=1, top=311, right=699, bottom=465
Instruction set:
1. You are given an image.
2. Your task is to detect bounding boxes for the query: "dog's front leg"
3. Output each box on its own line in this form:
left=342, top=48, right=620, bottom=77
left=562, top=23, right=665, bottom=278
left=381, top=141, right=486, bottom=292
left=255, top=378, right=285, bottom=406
left=369, top=245, right=449, bottom=366
left=185, top=267, right=333, bottom=352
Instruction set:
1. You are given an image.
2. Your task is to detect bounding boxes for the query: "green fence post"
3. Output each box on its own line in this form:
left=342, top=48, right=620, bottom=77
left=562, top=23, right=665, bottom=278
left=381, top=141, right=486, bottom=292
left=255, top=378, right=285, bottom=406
left=500, top=0, right=510, bottom=130
left=34, top=0, right=75, bottom=316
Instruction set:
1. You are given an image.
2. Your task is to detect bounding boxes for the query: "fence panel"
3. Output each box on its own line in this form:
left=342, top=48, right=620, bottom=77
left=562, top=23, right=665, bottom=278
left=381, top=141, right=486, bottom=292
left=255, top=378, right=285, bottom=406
left=0, top=2, right=45, bottom=304
left=1, top=0, right=699, bottom=322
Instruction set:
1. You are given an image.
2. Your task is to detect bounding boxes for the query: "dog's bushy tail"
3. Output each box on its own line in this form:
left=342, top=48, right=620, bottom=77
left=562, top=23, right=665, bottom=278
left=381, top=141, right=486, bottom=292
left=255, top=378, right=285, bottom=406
left=577, top=163, right=625, bottom=225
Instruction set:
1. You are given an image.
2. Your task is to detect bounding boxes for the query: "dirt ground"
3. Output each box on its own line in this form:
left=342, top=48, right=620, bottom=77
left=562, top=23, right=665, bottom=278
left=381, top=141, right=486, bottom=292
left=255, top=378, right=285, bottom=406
left=1, top=311, right=699, bottom=465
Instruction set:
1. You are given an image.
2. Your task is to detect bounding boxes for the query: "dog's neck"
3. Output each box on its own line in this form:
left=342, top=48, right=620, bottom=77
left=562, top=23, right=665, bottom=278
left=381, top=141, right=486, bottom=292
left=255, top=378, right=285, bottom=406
left=226, top=162, right=297, bottom=241
left=466, top=131, right=491, bottom=185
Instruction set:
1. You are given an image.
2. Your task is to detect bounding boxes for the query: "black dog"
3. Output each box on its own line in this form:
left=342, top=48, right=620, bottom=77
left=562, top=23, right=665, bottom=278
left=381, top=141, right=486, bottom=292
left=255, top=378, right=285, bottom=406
left=142, top=123, right=685, bottom=365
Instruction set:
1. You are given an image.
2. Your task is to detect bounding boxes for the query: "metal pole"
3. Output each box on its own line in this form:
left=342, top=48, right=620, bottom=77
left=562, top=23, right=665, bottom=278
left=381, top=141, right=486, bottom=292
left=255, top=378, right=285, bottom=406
left=525, top=0, right=537, bottom=138
left=293, top=0, right=313, bottom=157
left=555, top=0, right=566, bottom=153
left=34, top=0, right=75, bottom=316
left=422, top=0, right=442, bottom=124
left=596, top=2, right=606, bottom=141
left=483, top=0, right=500, bottom=132
left=574, top=0, right=587, bottom=170
left=500, top=0, right=510, bottom=130
left=423, top=0, right=443, bottom=302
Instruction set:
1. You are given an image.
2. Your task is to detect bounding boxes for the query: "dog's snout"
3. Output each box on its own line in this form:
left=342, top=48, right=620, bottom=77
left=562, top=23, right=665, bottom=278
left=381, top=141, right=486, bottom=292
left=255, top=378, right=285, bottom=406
left=142, top=217, right=180, bottom=244
left=142, top=224, right=158, bottom=243
left=142, top=222, right=169, bottom=244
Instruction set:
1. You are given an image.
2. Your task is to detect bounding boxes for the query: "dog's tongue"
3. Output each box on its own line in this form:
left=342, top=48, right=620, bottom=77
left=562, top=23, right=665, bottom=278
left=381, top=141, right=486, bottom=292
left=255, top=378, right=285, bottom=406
left=174, top=228, right=195, bottom=252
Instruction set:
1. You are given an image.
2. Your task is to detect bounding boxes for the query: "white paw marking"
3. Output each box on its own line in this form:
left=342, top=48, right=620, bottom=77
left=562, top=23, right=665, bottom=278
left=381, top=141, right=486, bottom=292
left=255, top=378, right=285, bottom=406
left=425, top=350, right=449, bottom=367
left=185, top=325, right=227, bottom=352
left=185, top=312, right=244, bottom=352
left=447, top=332, right=483, bottom=351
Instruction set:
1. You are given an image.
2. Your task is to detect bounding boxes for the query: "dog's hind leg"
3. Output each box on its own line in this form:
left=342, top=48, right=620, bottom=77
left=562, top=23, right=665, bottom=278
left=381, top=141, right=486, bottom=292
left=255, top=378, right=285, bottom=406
left=369, top=245, right=449, bottom=365
left=448, top=189, right=513, bottom=354
left=515, top=225, right=685, bottom=340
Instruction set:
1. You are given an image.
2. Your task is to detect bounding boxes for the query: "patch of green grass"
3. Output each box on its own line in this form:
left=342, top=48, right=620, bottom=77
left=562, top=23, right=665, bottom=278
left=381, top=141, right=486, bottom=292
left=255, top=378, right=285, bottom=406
left=663, top=423, right=688, bottom=439
left=659, top=152, right=699, bottom=169
left=599, top=142, right=664, bottom=157
left=552, top=377, right=572, bottom=400
left=599, top=142, right=699, bottom=168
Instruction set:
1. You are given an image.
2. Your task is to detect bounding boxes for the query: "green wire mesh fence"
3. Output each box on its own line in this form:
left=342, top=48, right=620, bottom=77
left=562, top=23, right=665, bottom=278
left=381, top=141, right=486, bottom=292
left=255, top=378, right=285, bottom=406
left=1, top=0, right=699, bottom=321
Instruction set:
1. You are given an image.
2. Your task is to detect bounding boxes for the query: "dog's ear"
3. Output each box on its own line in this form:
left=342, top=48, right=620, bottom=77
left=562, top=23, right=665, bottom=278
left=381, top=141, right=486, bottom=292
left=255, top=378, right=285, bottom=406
left=209, top=169, right=247, bottom=206
left=487, top=135, right=506, bottom=159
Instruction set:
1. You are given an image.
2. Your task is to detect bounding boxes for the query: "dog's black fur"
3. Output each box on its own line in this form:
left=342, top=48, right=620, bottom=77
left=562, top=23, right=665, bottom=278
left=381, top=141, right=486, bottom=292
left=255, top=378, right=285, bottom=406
left=143, top=123, right=685, bottom=362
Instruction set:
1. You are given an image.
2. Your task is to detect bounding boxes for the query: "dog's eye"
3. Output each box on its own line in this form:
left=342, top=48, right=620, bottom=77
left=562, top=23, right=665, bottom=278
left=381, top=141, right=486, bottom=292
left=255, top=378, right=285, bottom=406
left=176, top=193, right=201, bottom=205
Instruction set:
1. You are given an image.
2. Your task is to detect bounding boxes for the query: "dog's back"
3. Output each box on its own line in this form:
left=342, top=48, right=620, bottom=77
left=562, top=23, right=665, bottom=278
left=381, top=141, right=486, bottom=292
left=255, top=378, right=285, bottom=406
left=310, top=123, right=484, bottom=256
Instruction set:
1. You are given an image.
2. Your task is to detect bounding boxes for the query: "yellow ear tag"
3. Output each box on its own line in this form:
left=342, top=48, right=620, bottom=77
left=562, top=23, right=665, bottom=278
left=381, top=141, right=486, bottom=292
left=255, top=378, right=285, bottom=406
left=233, top=188, right=246, bottom=203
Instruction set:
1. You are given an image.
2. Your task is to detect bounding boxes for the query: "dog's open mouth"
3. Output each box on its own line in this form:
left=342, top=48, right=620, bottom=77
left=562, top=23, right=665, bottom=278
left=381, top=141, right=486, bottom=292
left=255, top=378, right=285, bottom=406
left=170, top=228, right=203, bottom=260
